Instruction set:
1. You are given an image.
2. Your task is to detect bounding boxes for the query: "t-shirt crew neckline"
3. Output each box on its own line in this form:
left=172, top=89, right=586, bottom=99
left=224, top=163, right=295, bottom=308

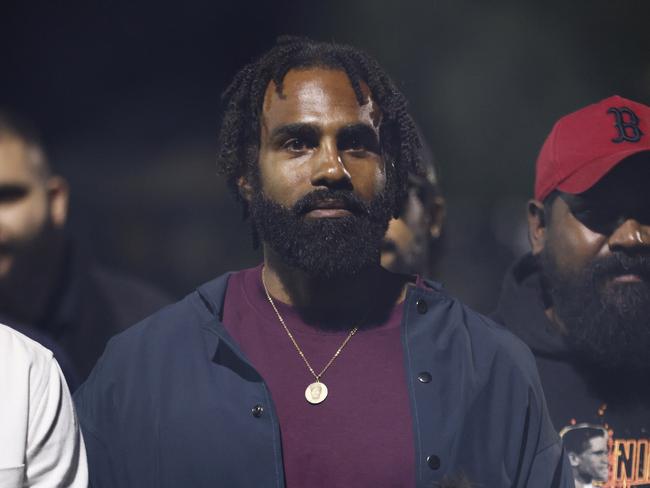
left=241, top=264, right=411, bottom=336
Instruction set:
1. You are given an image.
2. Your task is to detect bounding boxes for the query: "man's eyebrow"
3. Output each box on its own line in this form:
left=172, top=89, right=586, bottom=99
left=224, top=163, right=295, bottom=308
left=337, top=123, right=381, bottom=152
left=337, top=123, right=379, bottom=138
left=269, top=123, right=321, bottom=142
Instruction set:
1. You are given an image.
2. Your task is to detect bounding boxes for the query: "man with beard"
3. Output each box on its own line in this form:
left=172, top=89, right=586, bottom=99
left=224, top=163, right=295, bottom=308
left=0, top=111, right=171, bottom=388
left=75, top=37, right=571, bottom=487
left=493, top=95, right=650, bottom=487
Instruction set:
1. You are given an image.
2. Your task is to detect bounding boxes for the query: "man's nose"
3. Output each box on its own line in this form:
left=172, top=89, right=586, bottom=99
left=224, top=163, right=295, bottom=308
left=608, top=218, right=650, bottom=252
left=310, top=140, right=353, bottom=190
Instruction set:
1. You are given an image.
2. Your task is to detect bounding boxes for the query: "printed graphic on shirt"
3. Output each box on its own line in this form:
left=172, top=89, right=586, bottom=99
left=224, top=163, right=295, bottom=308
left=560, top=422, right=650, bottom=487
left=561, top=424, right=609, bottom=487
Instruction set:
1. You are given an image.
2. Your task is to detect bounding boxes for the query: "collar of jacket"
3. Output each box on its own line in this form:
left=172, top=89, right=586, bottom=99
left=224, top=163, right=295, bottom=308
left=194, top=272, right=446, bottom=373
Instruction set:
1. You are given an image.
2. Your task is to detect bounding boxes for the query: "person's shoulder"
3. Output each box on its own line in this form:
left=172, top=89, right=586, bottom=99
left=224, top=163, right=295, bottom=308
left=112, top=276, right=224, bottom=342
left=84, top=272, right=231, bottom=372
left=419, top=279, right=539, bottom=380
left=0, top=323, right=61, bottom=408
left=468, top=305, right=538, bottom=376
left=0, top=323, right=54, bottom=369
left=74, top=272, right=232, bottom=428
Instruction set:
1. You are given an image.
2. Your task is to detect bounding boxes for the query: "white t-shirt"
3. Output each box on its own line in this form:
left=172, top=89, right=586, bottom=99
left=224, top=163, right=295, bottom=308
left=0, top=324, right=88, bottom=487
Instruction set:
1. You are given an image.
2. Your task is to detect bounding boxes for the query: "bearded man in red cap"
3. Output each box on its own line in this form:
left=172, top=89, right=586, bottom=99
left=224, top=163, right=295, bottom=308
left=493, top=95, right=650, bottom=487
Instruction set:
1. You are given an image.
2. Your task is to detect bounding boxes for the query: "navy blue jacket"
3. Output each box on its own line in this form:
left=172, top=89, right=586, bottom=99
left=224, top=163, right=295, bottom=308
left=75, top=273, right=573, bottom=487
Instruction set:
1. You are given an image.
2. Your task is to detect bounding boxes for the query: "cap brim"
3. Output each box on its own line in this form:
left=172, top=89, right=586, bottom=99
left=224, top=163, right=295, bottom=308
left=556, top=148, right=650, bottom=195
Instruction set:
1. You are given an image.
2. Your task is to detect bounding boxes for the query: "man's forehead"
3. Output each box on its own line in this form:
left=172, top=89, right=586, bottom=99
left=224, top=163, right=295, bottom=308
left=261, top=68, right=381, bottom=130
left=0, top=136, right=43, bottom=181
left=588, top=435, right=606, bottom=449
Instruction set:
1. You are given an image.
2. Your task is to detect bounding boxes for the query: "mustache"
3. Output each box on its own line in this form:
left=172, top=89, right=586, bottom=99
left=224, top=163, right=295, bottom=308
left=590, top=252, right=650, bottom=281
left=292, top=190, right=369, bottom=216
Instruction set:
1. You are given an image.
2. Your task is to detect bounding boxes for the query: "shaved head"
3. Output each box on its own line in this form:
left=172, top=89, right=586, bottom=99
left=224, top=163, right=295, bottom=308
left=0, top=111, right=51, bottom=181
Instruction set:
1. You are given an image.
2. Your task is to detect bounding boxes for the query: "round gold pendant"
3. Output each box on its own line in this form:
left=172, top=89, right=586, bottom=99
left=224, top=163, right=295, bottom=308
left=305, top=381, right=328, bottom=404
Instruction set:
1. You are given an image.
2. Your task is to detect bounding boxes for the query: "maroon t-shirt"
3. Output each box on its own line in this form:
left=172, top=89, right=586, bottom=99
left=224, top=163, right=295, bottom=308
left=222, top=265, right=416, bottom=488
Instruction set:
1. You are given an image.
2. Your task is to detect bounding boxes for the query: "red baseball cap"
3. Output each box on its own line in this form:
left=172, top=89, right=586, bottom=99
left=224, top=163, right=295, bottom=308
left=534, top=95, right=650, bottom=201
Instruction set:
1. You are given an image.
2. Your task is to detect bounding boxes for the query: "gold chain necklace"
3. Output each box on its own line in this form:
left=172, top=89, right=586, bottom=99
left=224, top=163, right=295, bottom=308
left=261, top=268, right=359, bottom=404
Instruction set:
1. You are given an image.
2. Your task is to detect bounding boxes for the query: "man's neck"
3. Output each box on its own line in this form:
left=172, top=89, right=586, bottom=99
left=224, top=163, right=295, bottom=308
left=262, top=246, right=409, bottom=330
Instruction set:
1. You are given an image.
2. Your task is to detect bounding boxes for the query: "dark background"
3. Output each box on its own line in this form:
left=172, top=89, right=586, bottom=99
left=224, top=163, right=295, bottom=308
left=3, top=0, right=649, bottom=312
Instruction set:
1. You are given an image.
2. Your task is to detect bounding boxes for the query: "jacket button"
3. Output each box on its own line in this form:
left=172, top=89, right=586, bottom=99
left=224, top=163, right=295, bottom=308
left=426, top=454, right=440, bottom=470
left=252, top=405, right=264, bottom=418
left=416, top=299, right=428, bottom=314
left=418, top=372, right=432, bottom=383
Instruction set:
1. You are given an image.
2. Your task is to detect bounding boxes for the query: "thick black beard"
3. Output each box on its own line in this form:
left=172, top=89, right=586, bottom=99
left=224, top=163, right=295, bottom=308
left=540, top=248, right=650, bottom=374
left=249, top=188, right=392, bottom=279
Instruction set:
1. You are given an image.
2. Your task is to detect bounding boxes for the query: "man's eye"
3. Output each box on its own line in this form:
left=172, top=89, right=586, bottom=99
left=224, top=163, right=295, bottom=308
left=0, top=187, right=28, bottom=203
left=346, top=138, right=365, bottom=151
left=572, top=207, right=620, bottom=233
left=339, top=133, right=379, bottom=154
left=283, top=138, right=312, bottom=152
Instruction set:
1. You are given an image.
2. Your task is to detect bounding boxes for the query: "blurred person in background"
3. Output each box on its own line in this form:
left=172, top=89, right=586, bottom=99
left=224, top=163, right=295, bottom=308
left=0, top=110, right=172, bottom=387
left=380, top=133, right=445, bottom=278
left=75, top=36, right=571, bottom=487
left=0, top=322, right=87, bottom=487
left=493, top=95, right=650, bottom=487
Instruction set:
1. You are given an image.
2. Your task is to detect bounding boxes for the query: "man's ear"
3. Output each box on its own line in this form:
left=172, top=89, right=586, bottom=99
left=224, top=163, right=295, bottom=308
left=428, top=195, right=446, bottom=239
left=237, top=175, right=254, bottom=203
left=46, top=176, right=69, bottom=229
left=527, top=199, right=547, bottom=256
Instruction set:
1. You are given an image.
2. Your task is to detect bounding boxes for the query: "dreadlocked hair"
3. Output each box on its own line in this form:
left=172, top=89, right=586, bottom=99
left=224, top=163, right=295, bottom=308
left=216, top=35, right=423, bottom=221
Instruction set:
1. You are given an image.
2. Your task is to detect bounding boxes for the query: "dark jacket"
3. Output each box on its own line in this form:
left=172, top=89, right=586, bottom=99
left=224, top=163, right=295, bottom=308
left=75, top=272, right=572, bottom=487
left=33, top=242, right=172, bottom=385
left=493, top=253, right=650, bottom=487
